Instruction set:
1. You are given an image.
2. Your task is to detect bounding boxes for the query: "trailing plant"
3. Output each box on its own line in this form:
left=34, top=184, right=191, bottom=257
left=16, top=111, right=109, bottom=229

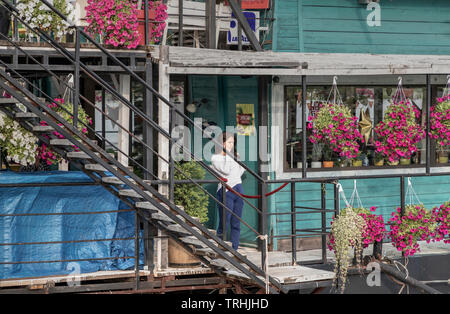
left=374, top=100, right=425, bottom=164
left=308, top=103, right=363, bottom=160
left=328, top=207, right=367, bottom=293
left=431, top=201, right=450, bottom=244
left=429, top=95, right=450, bottom=155
left=0, top=111, right=38, bottom=166
left=174, top=161, right=209, bottom=223
left=85, top=0, right=141, bottom=49
left=39, top=98, right=92, bottom=165
left=388, top=204, right=437, bottom=257
left=17, top=0, right=75, bottom=40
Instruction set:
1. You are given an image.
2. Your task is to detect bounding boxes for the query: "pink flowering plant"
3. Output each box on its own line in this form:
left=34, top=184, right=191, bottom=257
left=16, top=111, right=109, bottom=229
left=307, top=103, right=364, bottom=160
left=388, top=204, right=437, bottom=257
left=328, top=206, right=386, bottom=252
left=85, top=0, right=141, bottom=49
left=39, top=98, right=92, bottom=165
left=374, top=100, right=425, bottom=164
left=429, top=95, right=450, bottom=155
left=431, top=201, right=450, bottom=244
left=147, top=1, right=168, bottom=44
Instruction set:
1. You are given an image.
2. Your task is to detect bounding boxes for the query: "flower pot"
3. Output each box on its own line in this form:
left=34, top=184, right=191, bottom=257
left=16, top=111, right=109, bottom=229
left=168, top=238, right=201, bottom=268
left=374, top=159, right=384, bottom=166
left=311, top=161, right=322, bottom=169
left=400, top=158, right=411, bottom=165
left=296, top=162, right=303, bottom=169
left=438, top=156, right=449, bottom=164
left=322, top=161, right=334, bottom=168
left=352, top=160, right=362, bottom=167
left=137, top=9, right=157, bottom=46
left=387, top=160, right=399, bottom=166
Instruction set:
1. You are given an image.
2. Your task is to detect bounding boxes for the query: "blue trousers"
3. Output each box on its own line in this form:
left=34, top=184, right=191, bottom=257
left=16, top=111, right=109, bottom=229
left=216, top=184, right=244, bottom=250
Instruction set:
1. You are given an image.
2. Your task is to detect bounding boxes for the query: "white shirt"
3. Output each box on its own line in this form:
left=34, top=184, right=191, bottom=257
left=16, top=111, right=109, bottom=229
left=211, top=153, right=245, bottom=191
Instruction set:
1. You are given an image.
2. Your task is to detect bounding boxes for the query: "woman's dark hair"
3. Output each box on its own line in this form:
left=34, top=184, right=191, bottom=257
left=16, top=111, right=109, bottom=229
left=217, top=132, right=237, bottom=157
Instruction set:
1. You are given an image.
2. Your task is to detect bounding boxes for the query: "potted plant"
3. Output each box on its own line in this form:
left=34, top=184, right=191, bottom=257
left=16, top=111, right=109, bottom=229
left=307, top=102, right=363, bottom=168
left=388, top=204, right=437, bottom=257
left=322, top=145, right=334, bottom=168
left=170, top=161, right=209, bottom=267
left=352, top=152, right=363, bottom=167
left=374, top=152, right=385, bottom=166
left=374, top=100, right=425, bottom=166
left=17, top=0, right=75, bottom=41
left=430, top=95, right=450, bottom=164
left=327, top=207, right=367, bottom=293
left=85, top=0, right=142, bottom=49
left=311, top=142, right=323, bottom=168
left=0, top=111, right=38, bottom=169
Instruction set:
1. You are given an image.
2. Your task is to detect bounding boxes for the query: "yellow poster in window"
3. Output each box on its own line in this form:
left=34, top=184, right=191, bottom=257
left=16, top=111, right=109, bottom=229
left=236, top=103, right=256, bottom=136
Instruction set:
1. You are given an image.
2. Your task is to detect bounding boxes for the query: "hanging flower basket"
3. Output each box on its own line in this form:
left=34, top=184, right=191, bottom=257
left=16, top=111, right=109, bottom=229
left=85, top=0, right=142, bottom=49
left=374, top=100, right=425, bottom=165
left=430, top=95, right=450, bottom=163
left=388, top=204, right=437, bottom=257
left=431, top=201, right=450, bottom=244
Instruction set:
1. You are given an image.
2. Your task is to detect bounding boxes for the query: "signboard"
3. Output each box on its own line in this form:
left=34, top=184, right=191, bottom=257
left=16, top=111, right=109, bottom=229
left=227, top=11, right=260, bottom=45
left=225, top=0, right=270, bottom=9
left=236, top=104, right=256, bottom=136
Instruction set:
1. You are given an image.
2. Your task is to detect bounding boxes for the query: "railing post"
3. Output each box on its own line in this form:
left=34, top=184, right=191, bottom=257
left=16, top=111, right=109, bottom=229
left=73, top=27, right=80, bottom=128
left=178, top=0, right=183, bottom=46
left=426, top=74, right=431, bottom=174
left=334, top=181, right=340, bottom=217
left=135, top=211, right=140, bottom=290
left=291, top=182, right=297, bottom=265
left=144, top=0, right=149, bottom=46
left=222, top=185, right=227, bottom=241
left=237, top=0, right=242, bottom=51
left=301, top=75, right=307, bottom=178
left=169, top=105, right=175, bottom=201
left=261, top=181, right=268, bottom=276
left=101, top=88, right=106, bottom=149
left=321, top=182, right=327, bottom=264
left=400, top=176, right=405, bottom=215
left=144, top=55, right=153, bottom=179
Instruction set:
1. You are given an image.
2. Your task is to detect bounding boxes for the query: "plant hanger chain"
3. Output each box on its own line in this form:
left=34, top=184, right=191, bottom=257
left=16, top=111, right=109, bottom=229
left=336, top=183, right=351, bottom=209
left=441, top=75, right=450, bottom=99
left=393, top=76, right=407, bottom=104
left=349, top=180, right=364, bottom=209
left=405, top=177, right=422, bottom=206
left=327, top=76, right=344, bottom=105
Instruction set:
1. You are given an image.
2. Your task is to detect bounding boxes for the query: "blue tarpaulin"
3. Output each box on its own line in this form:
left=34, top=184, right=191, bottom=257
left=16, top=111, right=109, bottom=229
left=0, top=170, right=143, bottom=280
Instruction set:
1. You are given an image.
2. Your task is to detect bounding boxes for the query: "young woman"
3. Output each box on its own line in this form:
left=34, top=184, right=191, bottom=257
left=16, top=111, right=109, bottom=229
left=211, top=132, right=245, bottom=250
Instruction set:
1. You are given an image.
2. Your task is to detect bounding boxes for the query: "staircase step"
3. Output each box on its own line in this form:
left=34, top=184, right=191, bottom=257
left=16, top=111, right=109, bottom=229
left=15, top=112, right=38, bottom=118
left=135, top=201, right=159, bottom=211
left=32, top=125, right=55, bottom=132
left=166, top=224, right=202, bottom=236
left=193, top=247, right=247, bottom=259
left=85, top=163, right=117, bottom=172
left=119, top=189, right=153, bottom=198
left=50, top=139, right=73, bottom=146
left=67, top=151, right=100, bottom=159
left=179, top=236, right=209, bottom=248
left=0, top=98, right=18, bottom=104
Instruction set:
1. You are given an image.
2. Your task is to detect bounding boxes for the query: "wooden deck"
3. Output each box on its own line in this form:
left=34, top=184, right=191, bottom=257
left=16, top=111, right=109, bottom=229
left=1, top=241, right=447, bottom=292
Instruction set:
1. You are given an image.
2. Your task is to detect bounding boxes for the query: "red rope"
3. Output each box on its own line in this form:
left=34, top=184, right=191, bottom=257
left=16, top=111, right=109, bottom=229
left=220, top=178, right=288, bottom=199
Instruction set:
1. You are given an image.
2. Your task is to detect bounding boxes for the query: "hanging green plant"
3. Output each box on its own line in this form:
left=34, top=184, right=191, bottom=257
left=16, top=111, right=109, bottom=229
left=328, top=206, right=367, bottom=293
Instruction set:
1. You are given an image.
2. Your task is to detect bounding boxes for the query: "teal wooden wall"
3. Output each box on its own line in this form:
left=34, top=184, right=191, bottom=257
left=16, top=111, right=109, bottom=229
left=273, top=0, right=450, bottom=54
left=270, top=175, right=450, bottom=250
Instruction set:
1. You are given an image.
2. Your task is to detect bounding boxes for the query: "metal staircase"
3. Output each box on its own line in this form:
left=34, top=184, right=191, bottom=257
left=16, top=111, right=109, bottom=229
left=0, top=0, right=285, bottom=293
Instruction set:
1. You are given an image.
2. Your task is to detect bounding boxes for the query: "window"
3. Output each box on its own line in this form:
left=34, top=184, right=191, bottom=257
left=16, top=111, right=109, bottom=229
left=285, top=83, right=431, bottom=171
